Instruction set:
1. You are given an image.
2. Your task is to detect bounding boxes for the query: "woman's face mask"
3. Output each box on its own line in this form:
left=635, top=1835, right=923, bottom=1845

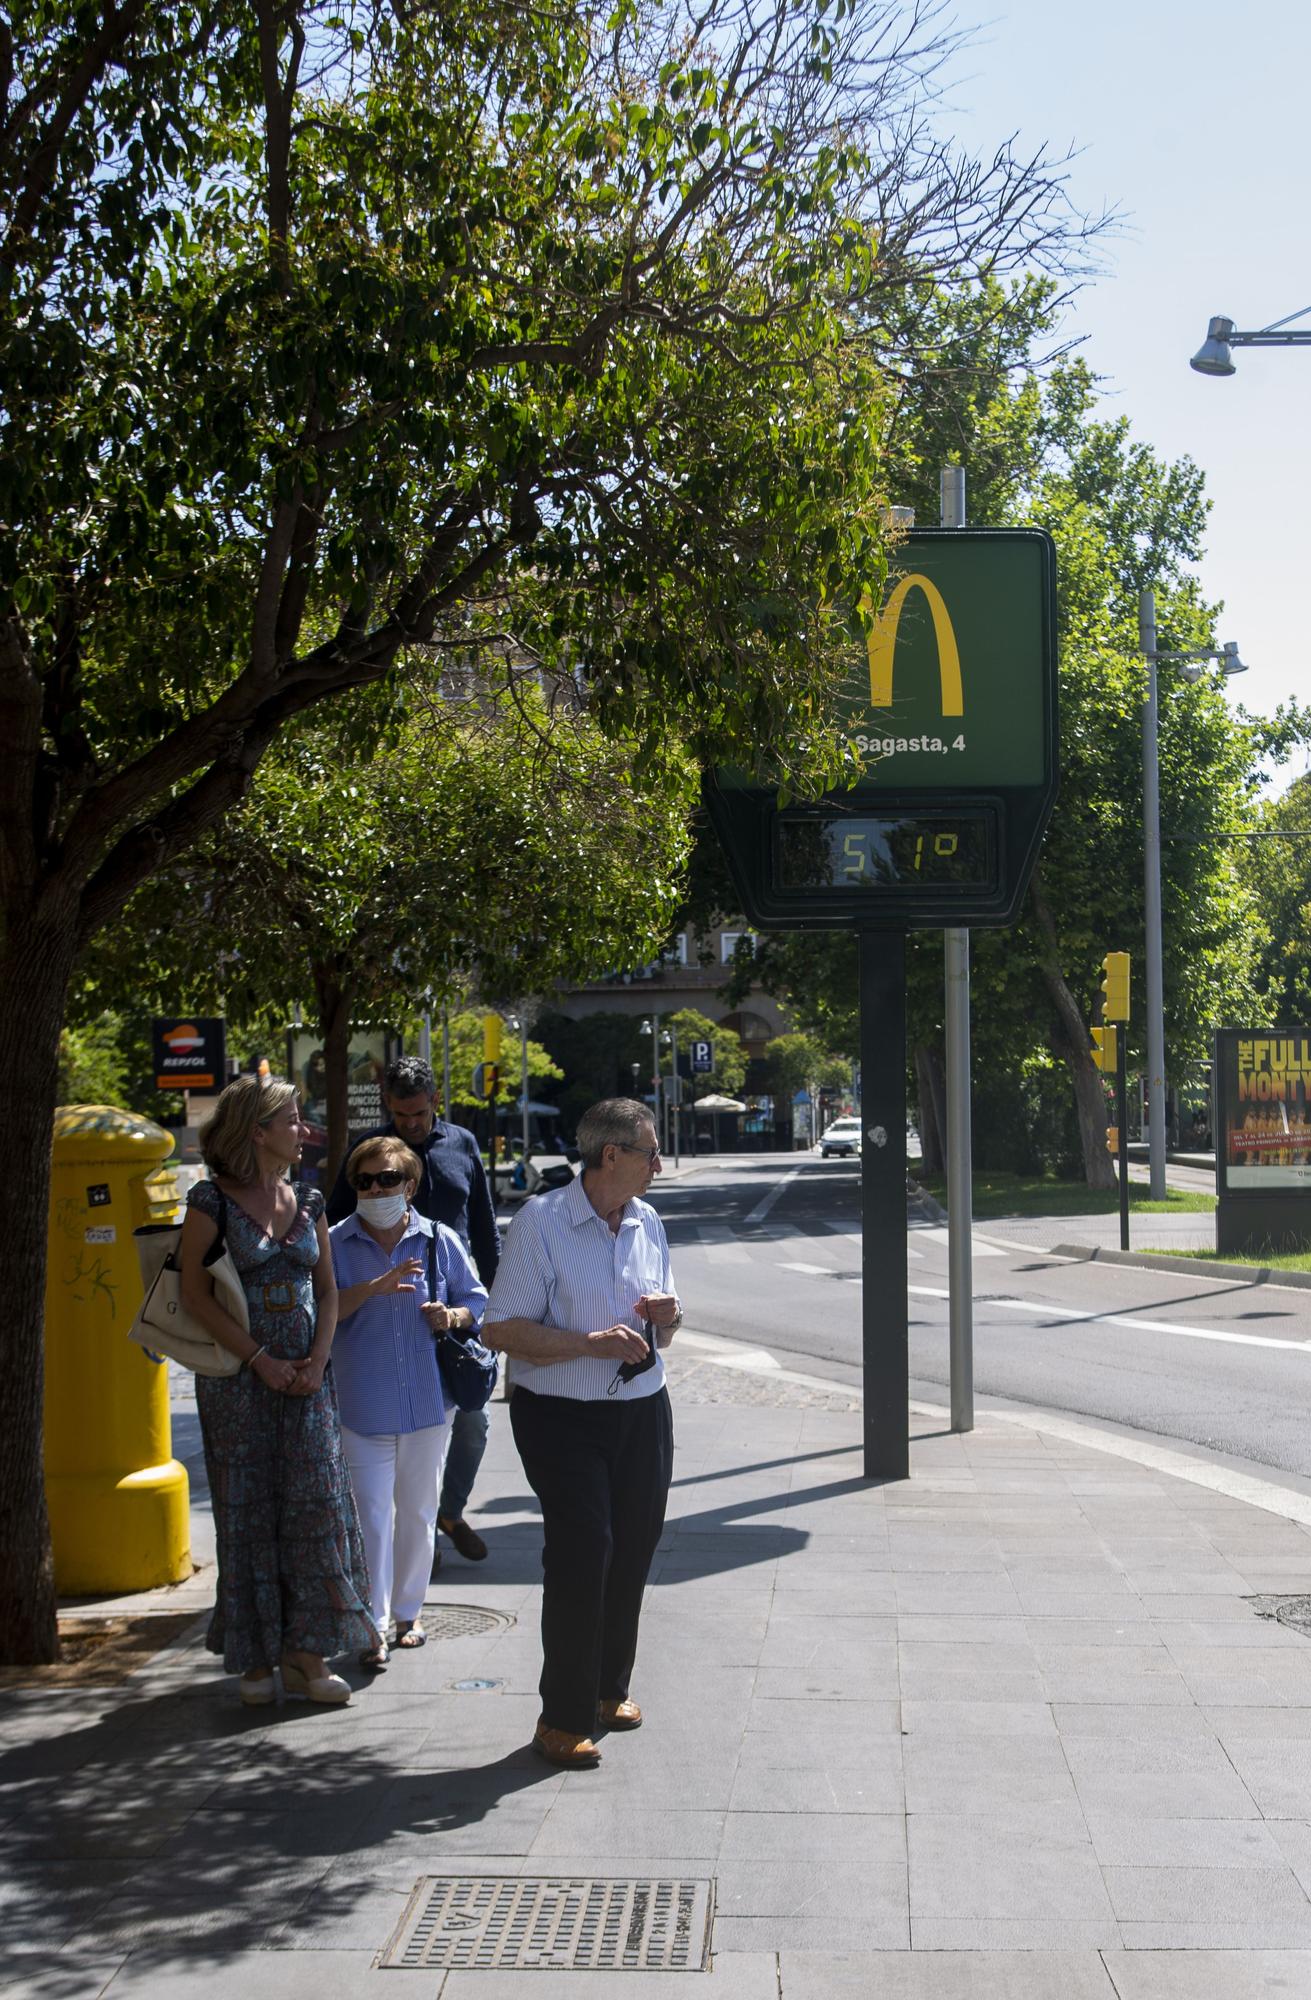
left=359, top=1190, right=410, bottom=1230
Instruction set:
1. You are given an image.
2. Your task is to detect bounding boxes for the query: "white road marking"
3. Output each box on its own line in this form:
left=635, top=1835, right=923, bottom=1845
left=909, top=1225, right=1005, bottom=1258
left=696, top=1226, right=753, bottom=1264
left=778, top=1250, right=921, bottom=1274
left=743, top=1169, right=801, bottom=1227
left=908, top=1284, right=1311, bottom=1355
left=677, top=1330, right=781, bottom=1371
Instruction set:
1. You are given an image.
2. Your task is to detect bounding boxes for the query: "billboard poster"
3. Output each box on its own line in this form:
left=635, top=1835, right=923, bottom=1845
left=1217, top=1031, right=1311, bottom=1193
left=290, top=1032, right=387, bottom=1151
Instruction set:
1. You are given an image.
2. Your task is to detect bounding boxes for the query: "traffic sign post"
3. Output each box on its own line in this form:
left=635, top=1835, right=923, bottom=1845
left=1098, top=954, right=1132, bottom=1251
left=707, top=527, right=1059, bottom=1479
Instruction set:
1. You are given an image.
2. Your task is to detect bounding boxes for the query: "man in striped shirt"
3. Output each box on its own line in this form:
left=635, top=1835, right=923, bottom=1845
left=484, top=1098, right=681, bottom=1769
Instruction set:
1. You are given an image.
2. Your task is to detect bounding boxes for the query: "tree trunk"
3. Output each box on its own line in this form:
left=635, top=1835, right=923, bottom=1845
left=1029, top=873, right=1116, bottom=1191
left=914, top=1041, right=946, bottom=1174
left=0, top=903, right=79, bottom=1663
left=316, top=976, right=354, bottom=1186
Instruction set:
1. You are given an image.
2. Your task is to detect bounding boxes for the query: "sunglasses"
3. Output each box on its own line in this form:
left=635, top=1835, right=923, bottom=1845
left=614, top=1142, right=661, bottom=1165
left=352, top=1169, right=408, bottom=1191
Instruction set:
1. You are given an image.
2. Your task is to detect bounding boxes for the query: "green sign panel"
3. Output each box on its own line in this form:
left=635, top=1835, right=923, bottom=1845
left=706, top=528, right=1058, bottom=931
left=837, top=531, right=1049, bottom=789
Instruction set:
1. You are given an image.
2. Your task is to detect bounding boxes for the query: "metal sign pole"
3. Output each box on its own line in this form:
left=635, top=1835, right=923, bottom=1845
left=860, top=929, right=909, bottom=1479
left=1117, top=1032, right=1131, bottom=1251
left=1140, top=589, right=1169, bottom=1200
left=521, top=1018, right=530, bottom=1164
left=940, top=467, right=974, bottom=1434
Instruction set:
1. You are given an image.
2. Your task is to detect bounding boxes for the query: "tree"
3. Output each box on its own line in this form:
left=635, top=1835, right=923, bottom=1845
left=439, top=1012, right=563, bottom=1118
left=668, top=1008, right=747, bottom=1100
left=1246, top=773, right=1311, bottom=1026
left=533, top=1010, right=658, bottom=1135
left=0, top=0, right=1108, bottom=1659
left=56, top=1012, right=130, bottom=1109
left=88, top=693, right=691, bottom=1179
left=726, top=356, right=1269, bottom=1185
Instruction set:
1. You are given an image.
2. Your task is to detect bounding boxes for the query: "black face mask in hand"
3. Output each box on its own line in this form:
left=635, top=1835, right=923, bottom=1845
left=608, top=1319, right=657, bottom=1395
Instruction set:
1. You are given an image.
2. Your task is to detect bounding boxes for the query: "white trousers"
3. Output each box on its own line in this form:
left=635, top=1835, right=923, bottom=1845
left=341, top=1421, right=451, bottom=1632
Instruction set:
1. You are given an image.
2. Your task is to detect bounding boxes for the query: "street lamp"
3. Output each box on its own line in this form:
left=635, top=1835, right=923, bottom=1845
left=503, top=1012, right=529, bottom=1164
left=639, top=1014, right=681, bottom=1167
left=1190, top=307, right=1311, bottom=376
left=1139, top=590, right=1249, bottom=1197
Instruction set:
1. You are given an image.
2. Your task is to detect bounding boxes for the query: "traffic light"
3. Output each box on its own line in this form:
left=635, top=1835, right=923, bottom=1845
left=1106, top=1124, right=1119, bottom=1156
left=482, top=1013, right=503, bottom=1063
left=1100, top=951, right=1130, bottom=1023
left=1090, top=1026, right=1118, bottom=1074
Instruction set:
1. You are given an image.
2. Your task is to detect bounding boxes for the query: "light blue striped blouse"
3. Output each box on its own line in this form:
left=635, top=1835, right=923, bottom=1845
left=329, top=1209, right=487, bottom=1436
left=485, top=1171, right=676, bottom=1402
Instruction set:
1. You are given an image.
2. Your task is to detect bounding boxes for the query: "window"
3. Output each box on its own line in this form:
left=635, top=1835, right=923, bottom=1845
left=720, top=931, right=757, bottom=964
left=661, top=933, right=689, bottom=967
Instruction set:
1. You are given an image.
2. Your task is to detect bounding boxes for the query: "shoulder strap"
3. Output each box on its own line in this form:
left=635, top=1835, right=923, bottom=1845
left=214, top=1182, right=229, bottom=1252
left=427, top=1225, right=436, bottom=1299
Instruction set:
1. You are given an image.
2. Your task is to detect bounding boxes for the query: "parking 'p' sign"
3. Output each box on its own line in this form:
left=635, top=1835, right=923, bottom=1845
left=690, top=1040, right=713, bottom=1073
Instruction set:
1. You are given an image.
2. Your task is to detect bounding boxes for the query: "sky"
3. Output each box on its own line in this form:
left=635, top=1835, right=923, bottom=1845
left=931, top=0, right=1311, bottom=787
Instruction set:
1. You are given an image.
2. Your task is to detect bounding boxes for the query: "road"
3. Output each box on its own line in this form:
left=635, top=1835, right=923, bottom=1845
left=645, top=1152, right=1311, bottom=1482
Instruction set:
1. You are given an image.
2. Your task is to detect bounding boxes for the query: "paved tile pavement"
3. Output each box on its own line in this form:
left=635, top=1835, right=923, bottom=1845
left=8, top=1349, right=1311, bottom=1996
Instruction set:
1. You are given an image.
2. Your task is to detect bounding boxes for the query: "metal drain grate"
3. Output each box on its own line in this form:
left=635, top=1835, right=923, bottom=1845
left=419, top=1604, right=514, bottom=1641
left=381, top=1875, right=713, bottom=1971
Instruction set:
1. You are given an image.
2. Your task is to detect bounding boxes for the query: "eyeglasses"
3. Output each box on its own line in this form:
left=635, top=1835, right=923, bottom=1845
left=613, top=1142, right=661, bottom=1165
left=351, top=1169, right=408, bottom=1190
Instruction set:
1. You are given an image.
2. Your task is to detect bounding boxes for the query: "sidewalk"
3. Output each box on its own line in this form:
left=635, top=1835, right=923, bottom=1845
left=9, top=1348, right=1311, bottom=1995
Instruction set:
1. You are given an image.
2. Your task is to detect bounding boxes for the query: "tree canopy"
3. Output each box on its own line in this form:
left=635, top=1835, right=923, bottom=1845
left=0, top=0, right=1106, bottom=1661
left=84, top=688, right=692, bottom=1172
left=714, top=334, right=1278, bottom=1183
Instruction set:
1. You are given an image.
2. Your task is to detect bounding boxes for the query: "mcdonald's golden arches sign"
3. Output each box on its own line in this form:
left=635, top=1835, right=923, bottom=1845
left=841, top=529, right=1053, bottom=791
left=705, top=527, right=1057, bottom=930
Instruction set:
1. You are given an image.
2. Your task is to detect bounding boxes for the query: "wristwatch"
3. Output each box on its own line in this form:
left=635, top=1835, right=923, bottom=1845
left=667, top=1305, right=683, bottom=1331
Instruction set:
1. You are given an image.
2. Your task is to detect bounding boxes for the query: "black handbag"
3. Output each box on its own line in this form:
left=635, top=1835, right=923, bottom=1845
left=427, top=1230, right=499, bottom=1413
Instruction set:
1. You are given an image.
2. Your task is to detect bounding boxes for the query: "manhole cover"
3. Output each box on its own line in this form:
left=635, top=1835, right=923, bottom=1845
left=450, top=1678, right=504, bottom=1692
left=421, top=1605, right=514, bottom=1641
left=382, top=1876, right=713, bottom=1971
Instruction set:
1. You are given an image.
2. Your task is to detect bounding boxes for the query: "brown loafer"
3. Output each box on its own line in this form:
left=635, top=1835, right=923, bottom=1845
left=532, top=1724, right=602, bottom=1769
left=598, top=1698, right=642, bottom=1731
left=439, top=1514, right=488, bottom=1562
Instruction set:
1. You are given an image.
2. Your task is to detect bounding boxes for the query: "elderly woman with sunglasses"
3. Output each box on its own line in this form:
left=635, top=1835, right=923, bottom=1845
left=329, top=1135, right=488, bottom=1668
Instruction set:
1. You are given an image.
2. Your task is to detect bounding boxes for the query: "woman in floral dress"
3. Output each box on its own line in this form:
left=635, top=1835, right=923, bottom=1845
left=179, top=1075, right=378, bottom=1705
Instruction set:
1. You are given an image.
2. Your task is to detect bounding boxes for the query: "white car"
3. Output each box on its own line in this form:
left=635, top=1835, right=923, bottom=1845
left=819, top=1117, right=862, bottom=1158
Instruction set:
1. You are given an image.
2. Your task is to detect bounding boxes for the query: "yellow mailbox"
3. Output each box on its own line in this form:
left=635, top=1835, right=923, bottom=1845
left=44, top=1106, right=191, bottom=1592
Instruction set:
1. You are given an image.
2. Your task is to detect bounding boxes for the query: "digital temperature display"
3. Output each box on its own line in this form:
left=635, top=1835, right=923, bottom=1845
left=776, top=813, right=994, bottom=892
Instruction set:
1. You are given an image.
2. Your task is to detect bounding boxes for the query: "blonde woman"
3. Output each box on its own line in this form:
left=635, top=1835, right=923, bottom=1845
left=330, top=1136, right=487, bottom=1668
left=179, top=1074, right=379, bottom=1706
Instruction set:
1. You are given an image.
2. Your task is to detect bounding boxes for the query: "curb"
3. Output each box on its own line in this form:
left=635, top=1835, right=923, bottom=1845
left=1051, top=1241, right=1311, bottom=1291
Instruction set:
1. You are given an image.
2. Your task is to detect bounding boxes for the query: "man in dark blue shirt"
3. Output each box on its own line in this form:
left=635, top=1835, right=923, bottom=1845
left=327, top=1055, right=499, bottom=1563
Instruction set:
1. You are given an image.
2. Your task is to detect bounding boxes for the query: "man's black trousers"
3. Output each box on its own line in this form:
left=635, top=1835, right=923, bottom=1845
left=509, top=1385, right=674, bottom=1735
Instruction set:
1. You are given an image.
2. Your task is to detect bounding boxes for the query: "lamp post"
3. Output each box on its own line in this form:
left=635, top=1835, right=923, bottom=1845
left=503, top=1013, right=530, bottom=1164
left=1190, top=307, right=1311, bottom=376
left=1139, top=590, right=1248, bottom=1197
left=639, top=1014, right=680, bottom=1164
